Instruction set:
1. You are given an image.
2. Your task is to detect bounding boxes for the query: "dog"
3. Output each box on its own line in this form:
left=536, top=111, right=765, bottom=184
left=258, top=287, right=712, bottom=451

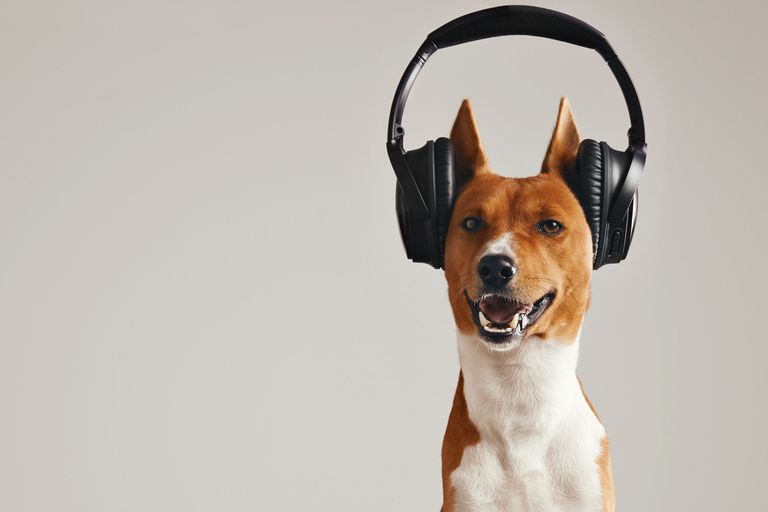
left=440, top=98, right=614, bottom=512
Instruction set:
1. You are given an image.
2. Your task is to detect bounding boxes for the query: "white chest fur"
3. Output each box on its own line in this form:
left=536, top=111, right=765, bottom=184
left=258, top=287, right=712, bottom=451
left=450, top=334, right=606, bottom=512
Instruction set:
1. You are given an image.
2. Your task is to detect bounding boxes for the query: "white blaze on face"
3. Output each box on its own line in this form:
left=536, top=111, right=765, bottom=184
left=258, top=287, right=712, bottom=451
left=482, top=233, right=515, bottom=260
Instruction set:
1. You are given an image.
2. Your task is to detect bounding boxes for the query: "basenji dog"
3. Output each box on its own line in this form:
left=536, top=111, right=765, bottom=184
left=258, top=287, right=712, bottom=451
left=440, top=98, right=613, bottom=512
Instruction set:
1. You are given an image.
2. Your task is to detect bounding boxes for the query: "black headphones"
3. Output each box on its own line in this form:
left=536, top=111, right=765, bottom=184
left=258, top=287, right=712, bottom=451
left=386, top=6, right=647, bottom=270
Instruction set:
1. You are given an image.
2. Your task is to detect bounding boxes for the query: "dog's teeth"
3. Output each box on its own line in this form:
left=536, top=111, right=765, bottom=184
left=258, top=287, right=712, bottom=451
left=510, top=314, right=519, bottom=330
left=479, top=310, right=492, bottom=327
left=520, top=313, right=529, bottom=329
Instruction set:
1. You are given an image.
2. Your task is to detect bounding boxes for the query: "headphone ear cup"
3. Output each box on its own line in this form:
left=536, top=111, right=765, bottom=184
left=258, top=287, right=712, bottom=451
left=569, top=139, right=605, bottom=263
left=395, top=139, right=455, bottom=269
left=597, top=142, right=637, bottom=266
left=432, top=137, right=455, bottom=268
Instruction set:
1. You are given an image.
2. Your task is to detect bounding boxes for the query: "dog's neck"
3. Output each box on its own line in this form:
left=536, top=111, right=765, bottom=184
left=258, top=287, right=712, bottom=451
left=456, top=331, right=585, bottom=439
left=450, top=330, right=608, bottom=511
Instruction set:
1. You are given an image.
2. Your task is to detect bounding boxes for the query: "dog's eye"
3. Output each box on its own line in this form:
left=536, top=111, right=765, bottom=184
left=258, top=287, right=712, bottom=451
left=461, top=216, right=484, bottom=233
left=538, top=219, right=564, bottom=236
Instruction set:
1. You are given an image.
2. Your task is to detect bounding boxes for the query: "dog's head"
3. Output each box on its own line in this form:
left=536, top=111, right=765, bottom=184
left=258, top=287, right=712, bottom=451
left=444, top=99, right=593, bottom=351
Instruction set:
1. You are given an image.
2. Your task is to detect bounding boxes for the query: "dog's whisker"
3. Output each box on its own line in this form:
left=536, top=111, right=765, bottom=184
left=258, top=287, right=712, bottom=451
left=516, top=276, right=581, bottom=310
left=449, top=278, right=475, bottom=302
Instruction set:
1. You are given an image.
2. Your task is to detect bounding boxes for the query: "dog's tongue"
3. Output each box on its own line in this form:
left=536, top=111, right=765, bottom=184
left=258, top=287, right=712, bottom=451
left=479, top=296, right=528, bottom=325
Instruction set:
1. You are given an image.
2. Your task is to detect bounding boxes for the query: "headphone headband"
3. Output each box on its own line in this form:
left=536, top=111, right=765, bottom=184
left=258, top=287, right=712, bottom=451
left=387, top=5, right=646, bottom=222
left=431, top=6, right=614, bottom=56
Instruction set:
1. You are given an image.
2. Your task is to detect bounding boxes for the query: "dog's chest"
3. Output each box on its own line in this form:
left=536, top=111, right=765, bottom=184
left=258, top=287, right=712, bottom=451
left=449, top=336, right=606, bottom=512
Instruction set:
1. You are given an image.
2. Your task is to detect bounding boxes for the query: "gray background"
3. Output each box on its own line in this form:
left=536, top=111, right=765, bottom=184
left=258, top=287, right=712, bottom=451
left=1, top=0, right=766, bottom=510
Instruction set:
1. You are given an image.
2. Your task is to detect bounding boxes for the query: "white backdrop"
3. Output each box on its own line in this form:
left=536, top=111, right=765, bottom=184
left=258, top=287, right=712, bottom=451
left=1, top=0, right=767, bottom=510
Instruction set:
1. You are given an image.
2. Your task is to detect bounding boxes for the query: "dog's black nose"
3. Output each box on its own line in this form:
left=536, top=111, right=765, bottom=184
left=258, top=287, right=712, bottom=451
left=477, top=255, right=517, bottom=288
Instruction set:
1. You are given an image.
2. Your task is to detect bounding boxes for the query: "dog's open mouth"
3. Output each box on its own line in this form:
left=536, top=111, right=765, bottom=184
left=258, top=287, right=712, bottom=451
left=465, top=291, right=555, bottom=342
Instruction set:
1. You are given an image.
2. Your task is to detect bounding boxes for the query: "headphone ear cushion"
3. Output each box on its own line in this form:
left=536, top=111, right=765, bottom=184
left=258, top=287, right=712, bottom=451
left=432, top=137, right=455, bottom=268
left=570, top=139, right=604, bottom=256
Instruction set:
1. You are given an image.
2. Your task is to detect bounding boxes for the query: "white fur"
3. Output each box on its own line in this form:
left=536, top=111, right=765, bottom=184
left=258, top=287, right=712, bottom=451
left=483, top=233, right=515, bottom=259
left=449, top=333, right=606, bottom=512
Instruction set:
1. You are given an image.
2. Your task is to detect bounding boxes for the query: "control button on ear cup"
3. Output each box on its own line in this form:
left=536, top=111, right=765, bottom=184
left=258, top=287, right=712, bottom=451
left=569, top=139, right=604, bottom=263
left=432, top=137, right=455, bottom=268
left=610, top=230, right=623, bottom=253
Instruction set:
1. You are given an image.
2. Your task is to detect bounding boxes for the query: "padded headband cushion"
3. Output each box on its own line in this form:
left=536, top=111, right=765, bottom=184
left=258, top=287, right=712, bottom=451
left=433, top=137, right=455, bottom=267
left=569, top=139, right=604, bottom=255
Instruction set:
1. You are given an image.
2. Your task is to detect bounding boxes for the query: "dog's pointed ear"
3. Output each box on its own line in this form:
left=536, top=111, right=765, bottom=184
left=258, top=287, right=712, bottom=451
left=450, top=99, right=488, bottom=185
left=541, top=97, right=581, bottom=176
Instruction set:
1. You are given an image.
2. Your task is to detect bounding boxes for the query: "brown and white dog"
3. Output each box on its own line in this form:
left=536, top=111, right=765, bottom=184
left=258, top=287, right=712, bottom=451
left=440, top=98, right=613, bottom=512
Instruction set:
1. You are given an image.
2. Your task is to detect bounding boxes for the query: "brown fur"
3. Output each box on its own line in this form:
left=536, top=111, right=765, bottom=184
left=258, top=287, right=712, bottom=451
left=598, top=436, right=615, bottom=512
left=440, top=99, right=614, bottom=510
left=444, top=98, right=592, bottom=344
left=580, top=378, right=616, bottom=512
left=440, top=373, right=480, bottom=512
